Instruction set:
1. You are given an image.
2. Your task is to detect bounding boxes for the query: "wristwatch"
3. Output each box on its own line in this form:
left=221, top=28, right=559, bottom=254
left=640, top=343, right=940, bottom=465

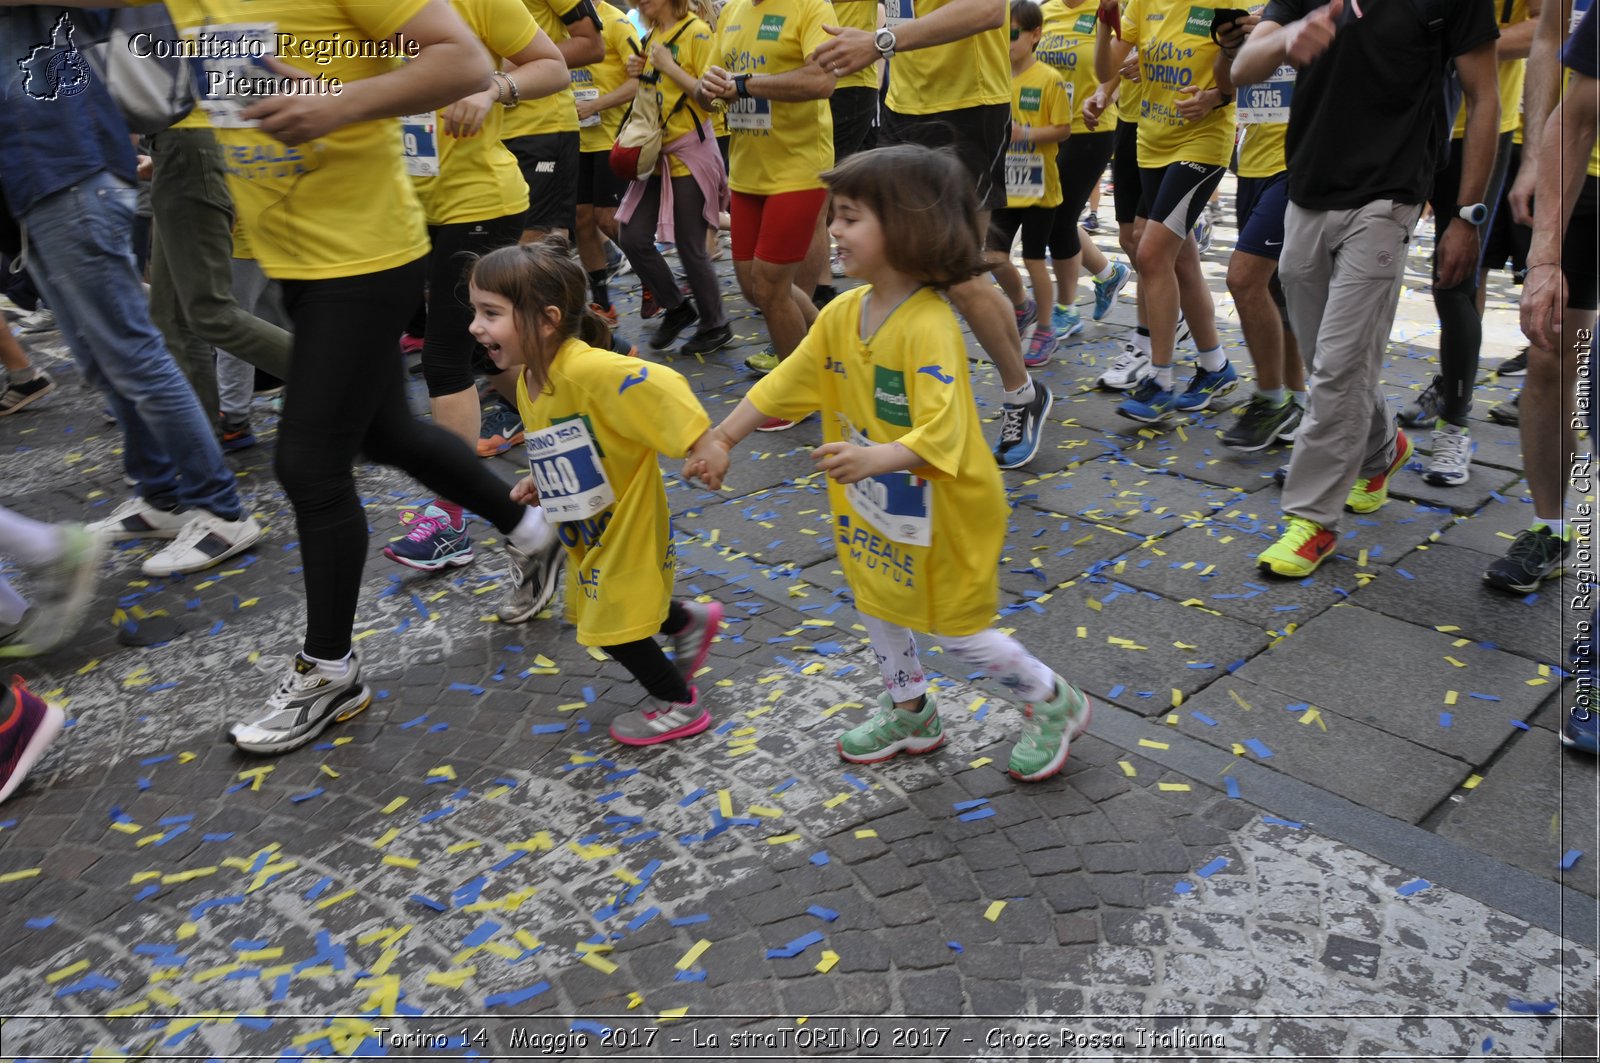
left=734, top=73, right=753, bottom=99
left=1457, top=202, right=1489, bottom=225
left=874, top=27, right=897, bottom=59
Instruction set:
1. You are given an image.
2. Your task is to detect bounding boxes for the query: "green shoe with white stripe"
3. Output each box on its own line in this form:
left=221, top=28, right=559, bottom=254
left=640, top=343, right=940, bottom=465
left=837, top=691, right=944, bottom=764
left=1007, top=677, right=1092, bottom=782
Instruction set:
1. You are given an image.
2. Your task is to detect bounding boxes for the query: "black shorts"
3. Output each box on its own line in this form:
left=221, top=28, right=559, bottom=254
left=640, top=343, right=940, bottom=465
left=503, top=131, right=580, bottom=235
left=1111, top=118, right=1141, bottom=225
left=1138, top=161, right=1226, bottom=237
left=988, top=206, right=1055, bottom=260
left=718, top=133, right=730, bottom=174
left=882, top=102, right=1011, bottom=213
left=831, top=85, right=879, bottom=162
left=578, top=150, right=625, bottom=209
left=1050, top=130, right=1116, bottom=260
left=1235, top=170, right=1289, bottom=260
left=1483, top=140, right=1530, bottom=277
left=1565, top=175, right=1600, bottom=312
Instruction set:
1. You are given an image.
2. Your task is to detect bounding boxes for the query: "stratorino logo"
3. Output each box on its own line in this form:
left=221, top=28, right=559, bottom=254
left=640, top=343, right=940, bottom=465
left=20, top=12, right=93, bottom=101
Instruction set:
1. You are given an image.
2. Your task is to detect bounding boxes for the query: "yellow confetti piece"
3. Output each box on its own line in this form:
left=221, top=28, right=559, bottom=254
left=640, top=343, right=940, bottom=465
left=1137, top=738, right=1170, bottom=750
left=983, top=901, right=1006, bottom=922
left=1435, top=624, right=1461, bottom=633
left=313, top=888, right=356, bottom=910
left=969, top=757, right=993, bottom=769
left=854, top=829, right=878, bottom=839
left=815, top=950, right=839, bottom=974
left=747, top=805, right=783, bottom=818
left=426, top=764, right=457, bottom=781
left=1158, top=782, right=1192, bottom=792
left=145, top=987, right=181, bottom=1008
left=581, top=952, right=618, bottom=975
left=0, top=867, right=42, bottom=884
left=237, top=947, right=283, bottom=962
left=77, top=659, right=100, bottom=675
left=351, top=629, right=378, bottom=642
left=587, top=646, right=610, bottom=662
left=822, top=793, right=852, bottom=809
left=1118, top=760, right=1137, bottom=777
left=109, top=821, right=143, bottom=835
left=676, top=939, right=712, bottom=971
left=319, top=764, right=340, bottom=779
left=1463, top=774, right=1483, bottom=789
left=46, top=959, right=90, bottom=984
left=193, top=963, right=244, bottom=985
left=379, top=797, right=407, bottom=815
left=1165, top=713, right=1180, bottom=725
left=766, top=833, right=802, bottom=844
left=1171, top=688, right=1183, bottom=707
left=1087, top=598, right=1103, bottom=611
left=425, top=966, right=476, bottom=989
left=446, top=840, right=481, bottom=855
left=1444, top=656, right=1466, bottom=668
left=557, top=701, right=587, bottom=712
left=1357, top=549, right=1369, bottom=567
left=1527, top=678, right=1550, bottom=686
left=658, top=1008, right=688, bottom=1023
left=717, top=789, right=734, bottom=818
left=161, top=867, right=218, bottom=885
left=236, top=765, right=274, bottom=781
left=372, top=828, right=401, bottom=850
left=381, top=855, right=419, bottom=870
left=106, top=1000, right=150, bottom=1019
left=1228, top=689, right=1252, bottom=711
left=1232, top=743, right=1248, bottom=755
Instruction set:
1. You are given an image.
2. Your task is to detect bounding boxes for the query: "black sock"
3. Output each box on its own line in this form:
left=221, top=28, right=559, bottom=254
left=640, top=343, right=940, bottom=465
left=588, top=271, right=610, bottom=309
left=1136, top=326, right=1151, bottom=338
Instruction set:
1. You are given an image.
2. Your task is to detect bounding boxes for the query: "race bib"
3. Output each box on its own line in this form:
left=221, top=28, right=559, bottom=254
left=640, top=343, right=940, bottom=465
left=574, top=87, right=602, bottom=128
left=885, top=0, right=914, bottom=28
left=402, top=112, right=439, bottom=177
left=840, top=422, right=931, bottom=547
left=186, top=22, right=277, bottom=129
left=1005, top=147, right=1046, bottom=200
left=1237, top=63, right=1294, bottom=124
left=726, top=95, right=773, bottom=130
left=524, top=419, right=616, bottom=522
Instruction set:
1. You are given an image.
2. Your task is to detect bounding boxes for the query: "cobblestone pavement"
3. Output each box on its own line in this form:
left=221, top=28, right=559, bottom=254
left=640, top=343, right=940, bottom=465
left=2, top=190, right=1597, bottom=1060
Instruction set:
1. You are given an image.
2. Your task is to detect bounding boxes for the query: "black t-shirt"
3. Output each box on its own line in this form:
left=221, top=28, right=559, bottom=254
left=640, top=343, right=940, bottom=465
left=1565, top=1, right=1597, bottom=78
left=1261, top=0, right=1499, bottom=210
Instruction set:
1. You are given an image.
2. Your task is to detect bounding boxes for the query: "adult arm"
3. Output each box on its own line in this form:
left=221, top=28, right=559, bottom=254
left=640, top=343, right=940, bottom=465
left=1509, top=0, right=1572, bottom=223
left=1496, top=0, right=1542, bottom=61
left=1436, top=39, right=1503, bottom=287
left=556, top=3, right=607, bottom=68
left=809, top=0, right=1005, bottom=78
left=1232, top=0, right=1344, bottom=86
left=1522, top=68, right=1599, bottom=348
left=443, top=29, right=569, bottom=137
left=1094, top=16, right=1133, bottom=82
left=699, top=61, right=837, bottom=107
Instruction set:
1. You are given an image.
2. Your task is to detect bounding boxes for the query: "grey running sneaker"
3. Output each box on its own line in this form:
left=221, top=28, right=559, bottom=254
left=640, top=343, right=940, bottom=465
left=610, top=688, right=711, bottom=746
left=669, top=600, right=724, bottom=687
left=228, top=653, right=373, bottom=755
left=500, top=536, right=565, bottom=623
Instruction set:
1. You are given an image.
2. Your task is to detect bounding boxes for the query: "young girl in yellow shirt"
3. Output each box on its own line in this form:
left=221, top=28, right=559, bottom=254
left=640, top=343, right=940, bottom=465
left=686, top=145, right=1093, bottom=782
left=469, top=238, right=726, bottom=745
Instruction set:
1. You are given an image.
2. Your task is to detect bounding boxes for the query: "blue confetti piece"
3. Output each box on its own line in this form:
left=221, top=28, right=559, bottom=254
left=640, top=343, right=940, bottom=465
left=410, top=894, right=448, bottom=911
left=1173, top=881, right=1194, bottom=894
left=56, top=973, right=120, bottom=998
left=1396, top=568, right=1415, bottom=580
left=1511, top=719, right=1530, bottom=730
left=627, top=908, right=660, bottom=931
left=807, top=906, right=839, bottom=922
left=1506, top=999, right=1558, bottom=1014
left=674, top=969, right=707, bottom=982
left=419, top=805, right=456, bottom=824
left=582, top=686, right=596, bottom=703
left=1560, top=849, right=1583, bottom=870
left=771, top=778, right=798, bottom=794
left=303, top=876, right=333, bottom=901
left=461, top=921, right=502, bottom=949
left=398, top=714, right=428, bottom=730
left=809, top=851, right=830, bottom=866
left=841, top=772, right=870, bottom=791
left=959, top=807, right=996, bottom=822
left=1439, top=712, right=1453, bottom=728
left=670, top=913, right=710, bottom=926
left=202, top=832, right=234, bottom=843
left=26, top=917, right=55, bottom=929
left=1261, top=815, right=1302, bottom=828
left=1224, top=776, right=1241, bottom=799
left=1107, top=684, right=1126, bottom=699
left=1396, top=878, right=1430, bottom=897
left=530, top=723, right=565, bottom=735
left=946, top=941, right=964, bottom=952
left=765, top=930, right=825, bottom=959
left=952, top=798, right=990, bottom=811
left=1196, top=857, right=1228, bottom=878
left=140, top=754, right=175, bottom=767
left=485, top=981, right=550, bottom=1008
left=290, top=788, right=324, bottom=803
left=1189, top=712, right=1218, bottom=726
left=571, top=1020, right=613, bottom=1036
left=1243, top=738, right=1274, bottom=759
left=447, top=682, right=485, bottom=696
left=1469, top=692, right=1501, bottom=701
left=1482, top=1037, right=1494, bottom=1052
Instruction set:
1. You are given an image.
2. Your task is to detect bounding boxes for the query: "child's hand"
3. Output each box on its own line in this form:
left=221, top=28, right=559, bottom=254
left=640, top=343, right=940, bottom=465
left=511, top=475, right=540, bottom=506
left=812, top=441, right=880, bottom=484
left=684, top=429, right=731, bottom=489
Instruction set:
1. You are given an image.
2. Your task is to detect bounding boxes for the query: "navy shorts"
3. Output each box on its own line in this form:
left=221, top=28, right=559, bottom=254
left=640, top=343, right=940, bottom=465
left=1235, top=170, right=1289, bottom=260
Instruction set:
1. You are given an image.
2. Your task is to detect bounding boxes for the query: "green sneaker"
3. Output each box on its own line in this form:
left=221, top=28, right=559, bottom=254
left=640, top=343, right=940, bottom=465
left=1007, top=677, right=1092, bottom=782
left=837, top=691, right=944, bottom=764
left=744, top=349, right=781, bottom=375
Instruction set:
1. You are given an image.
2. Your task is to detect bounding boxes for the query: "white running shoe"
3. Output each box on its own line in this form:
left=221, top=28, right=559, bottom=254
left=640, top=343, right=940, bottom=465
left=1097, top=343, right=1155, bottom=391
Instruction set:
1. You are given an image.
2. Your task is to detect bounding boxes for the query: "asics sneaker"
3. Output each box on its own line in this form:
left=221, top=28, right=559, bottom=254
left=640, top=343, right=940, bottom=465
left=384, top=504, right=474, bottom=571
left=1024, top=326, right=1058, bottom=368
left=1092, top=261, right=1132, bottom=321
left=1398, top=375, right=1444, bottom=430
left=228, top=653, right=374, bottom=755
left=1015, top=297, right=1038, bottom=335
left=1053, top=305, right=1085, bottom=340
left=744, top=349, right=781, bottom=375
left=500, top=535, right=565, bottom=623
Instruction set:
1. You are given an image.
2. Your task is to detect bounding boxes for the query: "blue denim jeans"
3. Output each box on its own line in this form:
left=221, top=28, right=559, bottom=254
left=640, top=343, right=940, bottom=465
left=21, top=171, right=241, bottom=519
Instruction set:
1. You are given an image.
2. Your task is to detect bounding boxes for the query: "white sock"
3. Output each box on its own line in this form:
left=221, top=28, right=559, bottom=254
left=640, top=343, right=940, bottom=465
left=1197, top=346, right=1227, bottom=372
left=507, top=507, right=553, bottom=554
left=1535, top=517, right=1568, bottom=540
left=304, top=650, right=352, bottom=678
left=0, top=506, right=64, bottom=568
left=1290, top=389, right=1308, bottom=407
left=1257, top=387, right=1286, bottom=406
left=1003, top=379, right=1037, bottom=406
left=1153, top=363, right=1175, bottom=390
left=0, top=576, right=27, bottom=627
left=1093, top=263, right=1116, bottom=283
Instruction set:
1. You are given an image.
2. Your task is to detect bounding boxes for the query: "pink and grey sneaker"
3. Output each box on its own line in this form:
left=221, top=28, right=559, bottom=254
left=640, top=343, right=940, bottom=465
left=669, top=600, right=724, bottom=688
left=610, top=688, right=712, bottom=746
left=0, top=677, right=66, bottom=805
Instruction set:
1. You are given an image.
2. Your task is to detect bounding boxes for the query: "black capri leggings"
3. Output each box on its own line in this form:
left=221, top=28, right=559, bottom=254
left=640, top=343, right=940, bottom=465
left=421, top=211, right=525, bottom=397
left=604, top=600, right=693, bottom=703
left=1049, top=130, right=1116, bottom=261
left=275, top=258, right=527, bottom=660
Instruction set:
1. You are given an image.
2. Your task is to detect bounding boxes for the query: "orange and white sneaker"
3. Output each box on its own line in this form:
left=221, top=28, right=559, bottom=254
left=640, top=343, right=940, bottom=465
left=1258, top=517, right=1337, bottom=578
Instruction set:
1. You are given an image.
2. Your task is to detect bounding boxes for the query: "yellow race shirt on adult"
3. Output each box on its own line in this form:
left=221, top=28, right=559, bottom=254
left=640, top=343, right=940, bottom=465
left=716, top=0, right=835, bottom=194
left=414, top=0, right=538, bottom=225
left=828, top=0, right=880, bottom=89
left=1454, top=0, right=1526, bottom=140
left=885, top=0, right=1009, bottom=115
left=1115, top=0, right=1144, bottom=122
left=574, top=1, right=642, bottom=153
left=749, top=287, right=1006, bottom=636
left=647, top=15, right=716, bottom=177
left=1121, top=0, right=1235, bottom=168
left=1006, top=62, right=1074, bottom=208
left=501, top=0, right=585, bottom=137
left=1037, top=0, right=1101, bottom=135
left=515, top=340, right=711, bottom=646
left=154, top=0, right=432, bottom=280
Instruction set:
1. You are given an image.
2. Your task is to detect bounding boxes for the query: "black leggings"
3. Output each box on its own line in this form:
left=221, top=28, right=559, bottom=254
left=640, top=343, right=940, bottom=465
left=276, top=258, right=526, bottom=660
left=1049, top=130, right=1116, bottom=261
left=421, top=212, right=525, bottom=398
left=603, top=600, right=692, bottom=703
left=1428, top=130, right=1515, bottom=426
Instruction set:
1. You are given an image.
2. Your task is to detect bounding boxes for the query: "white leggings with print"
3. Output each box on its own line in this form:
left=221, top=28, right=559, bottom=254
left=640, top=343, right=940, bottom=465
left=860, top=613, right=1058, bottom=705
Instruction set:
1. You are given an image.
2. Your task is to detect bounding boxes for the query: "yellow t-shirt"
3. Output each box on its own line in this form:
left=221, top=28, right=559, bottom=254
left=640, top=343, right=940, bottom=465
left=1115, top=0, right=1144, bottom=123
left=646, top=15, right=717, bottom=178
left=413, top=0, right=538, bottom=226
left=829, top=0, right=880, bottom=90
left=748, top=287, right=1006, bottom=636
left=1005, top=61, right=1074, bottom=208
left=514, top=340, right=711, bottom=646
left=716, top=0, right=835, bottom=194
left=1037, top=0, right=1101, bottom=135
left=1121, top=0, right=1236, bottom=168
left=158, top=0, right=430, bottom=280
left=574, top=2, right=643, bottom=153
left=885, top=0, right=1009, bottom=115
left=1233, top=56, right=1290, bottom=178
left=501, top=0, right=586, bottom=138
left=1455, top=0, right=1526, bottom=139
